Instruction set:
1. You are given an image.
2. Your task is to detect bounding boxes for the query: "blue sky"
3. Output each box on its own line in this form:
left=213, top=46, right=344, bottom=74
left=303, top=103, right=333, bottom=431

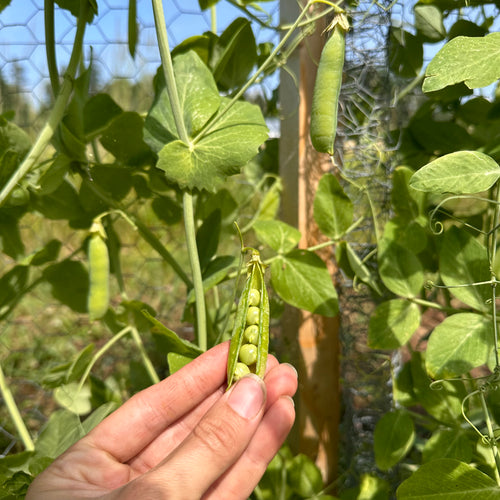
left=0, top=0, right=279, bottom=107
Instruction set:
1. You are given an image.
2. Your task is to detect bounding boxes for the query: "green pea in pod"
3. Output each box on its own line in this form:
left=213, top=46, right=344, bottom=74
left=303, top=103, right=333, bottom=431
left=226, top=249, right=269, bottom=389
left=87, top=219, right=110, bottom=321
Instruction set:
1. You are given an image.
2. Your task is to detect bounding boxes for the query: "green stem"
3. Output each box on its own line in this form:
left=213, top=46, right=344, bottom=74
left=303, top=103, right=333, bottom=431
left=151, top=0, right=207, bottom=349
left=82, top=177, right=191, bottom=286
left=480, top=391, right=500, bottom=486
left=183, top=191, right=208, bottom=351
left=0, top=363, right=34, bottom=451
left=77, top=326, right=133, bottom=394
left=489, top=185, right=500, bottom=367
left=130, top=327, right=160, bottom=384
left=44, top=0, right=59, bottom=96
left=210, top=5, right=217, bottom=33
left=0, top=0, right=89, bottom=207
left=151, top=0, right=190, bottom=144
left=410, top=297, right=465, bottom=314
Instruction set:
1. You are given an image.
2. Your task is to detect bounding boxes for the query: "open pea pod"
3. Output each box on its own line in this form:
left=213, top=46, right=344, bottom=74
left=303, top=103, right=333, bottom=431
left=226, top=249, right=269, bottom=389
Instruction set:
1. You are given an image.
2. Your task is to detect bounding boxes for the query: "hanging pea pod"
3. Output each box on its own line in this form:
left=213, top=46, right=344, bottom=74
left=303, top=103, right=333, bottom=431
left=227, top=248, right=269, bottom=389
left=87, top=219, right=110, bottom=321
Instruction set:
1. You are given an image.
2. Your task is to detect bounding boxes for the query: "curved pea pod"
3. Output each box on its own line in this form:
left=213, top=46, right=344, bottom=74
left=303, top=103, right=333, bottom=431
left=226, top=249, right=269, bottom=390
left=310, top=19, right=347, bottom=156
left=87, top=221, right=110, bottom=321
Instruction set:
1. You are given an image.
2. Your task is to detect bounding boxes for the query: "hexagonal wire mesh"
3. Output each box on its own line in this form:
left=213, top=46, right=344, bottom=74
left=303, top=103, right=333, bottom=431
left=0, top=0, right=280, bottom=457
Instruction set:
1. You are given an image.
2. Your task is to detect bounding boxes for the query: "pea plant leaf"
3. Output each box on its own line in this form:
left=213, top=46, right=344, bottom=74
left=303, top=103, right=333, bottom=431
left=439, top=226, right=491, bottom=312
left=374, top=410, right=415, bottom=471
left=422, top=429, right=473, bottom=464
left=368, top=299, right=421, bottom=349
left=426, top=313, right=492, bottom=379
left=397, top=459, right=499, bottom=499
left=410, top=151, right=500, bottom=194
left=414, top=4, right=445, bottom=42
left=378, top=241, right=424, bottom=298
left=313, top=173, right=353, bottom=239
left=253, top=219, right=301, bottom=254
left=411, top=352, right=466, bottom=425
left=343, top=242, right=383, bottom=295
left=145, top=51, right=221, bottom=153
left=271, top=249, right=338, bottom=317
left=145, top=51, right=268, bottom=192
left=156, top=98, right=268, bottom=192
left=423, top=32, right=500, bottom=92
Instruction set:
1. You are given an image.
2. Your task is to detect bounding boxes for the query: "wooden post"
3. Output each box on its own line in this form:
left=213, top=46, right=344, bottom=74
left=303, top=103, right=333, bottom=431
left=279, top=0, right=341, bottom=485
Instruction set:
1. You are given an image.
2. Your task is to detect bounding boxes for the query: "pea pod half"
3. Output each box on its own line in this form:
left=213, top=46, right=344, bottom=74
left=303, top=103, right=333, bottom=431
left=226, top=249, right=269, bottom=389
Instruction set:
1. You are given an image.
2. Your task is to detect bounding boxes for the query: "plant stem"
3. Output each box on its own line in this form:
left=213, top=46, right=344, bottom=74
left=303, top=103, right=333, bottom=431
left=0, top=363, right=34, bottom=451
left=151, top=0, right=207, bottom=350
left=82, top=177, right=191, bottom=286
left=130, top=327, right=161, bottom=384
left=183, top=191, right=208, bottom=351
left=480, top=391, right=500, bottom=486
left=0, top=0, right=89, bottom=207
left=410, top=297, right=464, bottom=314
left=44, top=0, right=59, bottom=96
left=76, top=326, right=133, bottom=394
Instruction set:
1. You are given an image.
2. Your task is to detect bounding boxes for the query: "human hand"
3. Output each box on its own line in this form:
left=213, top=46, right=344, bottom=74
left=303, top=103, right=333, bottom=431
left=26, top=341, right=297, bottom=499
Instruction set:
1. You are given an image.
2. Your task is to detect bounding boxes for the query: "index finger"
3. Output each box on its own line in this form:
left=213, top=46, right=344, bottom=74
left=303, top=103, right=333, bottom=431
left=86, top=342, right=230, bottom=462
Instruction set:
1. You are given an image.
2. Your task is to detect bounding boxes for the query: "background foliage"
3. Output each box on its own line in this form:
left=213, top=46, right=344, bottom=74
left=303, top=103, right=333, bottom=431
left=3, top=0, right=500, bottom=499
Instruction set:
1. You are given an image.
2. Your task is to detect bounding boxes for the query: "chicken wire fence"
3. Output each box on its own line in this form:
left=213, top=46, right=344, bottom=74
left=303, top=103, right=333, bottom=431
left=0, top=0, right=399, bottom=484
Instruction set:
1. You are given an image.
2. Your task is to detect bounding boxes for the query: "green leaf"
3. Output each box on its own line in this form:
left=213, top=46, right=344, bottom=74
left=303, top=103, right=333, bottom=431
left=145, top=51, right=221, bottom=152
left=422, top=429, right=473, bottom=463
left=210, top=18, right=257, bottom=90
left=83, top=93, right=122, bottom=138
left=344, top=242, right=383, bottom=295
left=397, top=459, right=499, bottom=499
left=0, top=212, right=24, bottom=259
left=313, top=173, right=353, bottom=239
left=271, top=249, right=338, bottom=317
left=100, top=112, right=152, bottom=165
left=374, top=410, right=415, bottom=471
left=383, top=217, right=428, bottom=255
left=198, top=0, right=219, bottom=9
left=410, top=151, right=500, bottom=194
left=35, top=409, right=84, bottom=458
left=65, top=344, right=95, bottom=384
left=439, top=226, right=490, bottom=311
left=186, top=256, right=236, bottom=305
left=21, top=239, right=61, bottom=267
left=43, top=260, right=89, bottom=313
left=196, top=210, right=221, bottom=271
left=287, top=454, right=323, bottom=497
left=128, top=0, right=137, bottom=58
left=0, top=265, right=29, bottom=319
left=152, top=196, right=183, bottom=225
left=33, top=180, right=86, bottom=221
left=253, top=220, right=301, bottom=254
left=142, top=310, right=204, bottom=357
left=368, top=299, right=421, bottom=349
left=411, top=352, right=465, bottom=425
left=389, top=28, right=423, bottom=78
left=448, top=20, right=488, bottom=39
left=378, top=242, right=424, bottom=298
left=167, top=352, right=196, bottom=374
left=423, top=32, right=500, bottom=92
left=414, top=4, right=445, bottom=42
left=155, top=97, right=268, bottom=192
left=426, top=313, right=492, bottom=378
left=54, top=382, right=92, bottom=415
left=391, top=166, right=426, bottom=220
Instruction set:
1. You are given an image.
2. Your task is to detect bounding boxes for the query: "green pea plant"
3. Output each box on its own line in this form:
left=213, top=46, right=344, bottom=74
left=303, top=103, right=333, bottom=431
left=321, top=1, right=500, bottom=498
left=0, top=0, right=350, bottom=497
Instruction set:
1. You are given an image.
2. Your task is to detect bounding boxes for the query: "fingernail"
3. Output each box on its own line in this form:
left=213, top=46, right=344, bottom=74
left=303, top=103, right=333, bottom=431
left=283, top=363, right=298, bottom=378
left=228, top=374, right=266, bottom=419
